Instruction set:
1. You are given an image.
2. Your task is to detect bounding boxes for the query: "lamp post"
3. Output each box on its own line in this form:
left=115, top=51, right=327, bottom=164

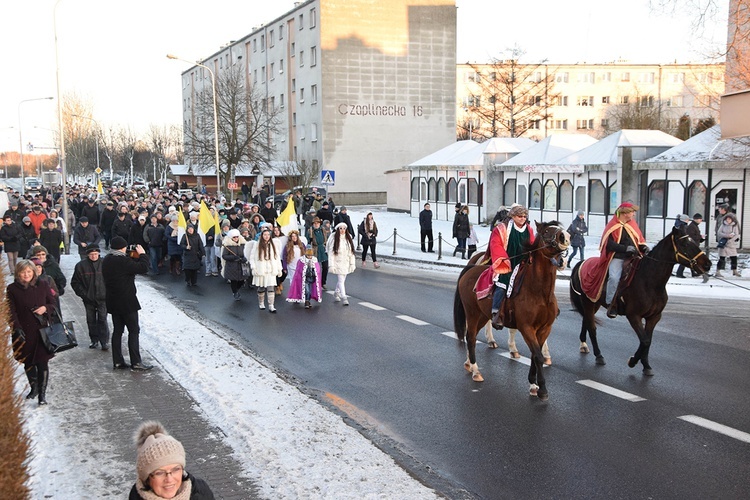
left=72, top=114, right=100, bottom=184
left=18, top=97, right=54, bottom=195
left=54, top=0, right=70, bottom=253
left=167, top=54, right=221, bottom=196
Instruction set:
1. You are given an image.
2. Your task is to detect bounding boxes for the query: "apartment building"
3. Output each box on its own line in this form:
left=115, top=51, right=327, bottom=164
left=178, top=0, right=457, bottom=203
left=457, top=61, right=725, bottom=141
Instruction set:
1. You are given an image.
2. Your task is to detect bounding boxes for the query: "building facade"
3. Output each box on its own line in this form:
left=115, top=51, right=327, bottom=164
left=457, top=61, right=725, bottom=142
left=178, top=0, right=457, bottom=204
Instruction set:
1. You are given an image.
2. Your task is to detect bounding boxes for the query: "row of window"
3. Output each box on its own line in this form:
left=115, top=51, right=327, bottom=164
left=251, top=7, right=317, bottom=54
left=464, top=69, right=715, bottom=85
left=461, top=94, right=701, bottom=109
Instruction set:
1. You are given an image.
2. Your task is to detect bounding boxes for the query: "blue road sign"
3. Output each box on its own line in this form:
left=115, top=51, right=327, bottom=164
left=321, top=170, right=335, bottom=185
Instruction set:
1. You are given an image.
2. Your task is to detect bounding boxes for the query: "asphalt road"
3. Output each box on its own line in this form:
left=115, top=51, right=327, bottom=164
left=152, top=263, right=750, bottom=499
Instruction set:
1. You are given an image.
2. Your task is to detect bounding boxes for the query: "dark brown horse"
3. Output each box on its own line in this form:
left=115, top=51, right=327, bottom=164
left=454, top=221, right=569, bottom=400
left=569, top=226, right=711, bottom=375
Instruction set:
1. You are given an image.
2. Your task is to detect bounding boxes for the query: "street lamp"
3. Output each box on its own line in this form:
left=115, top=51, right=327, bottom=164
left=72, top=114, right=101, bottom=185
left=18, top=97, right=54, bottom=195
left=54, top=0, right=70, bottom=253
left=167, top=54, right=221, bottom=196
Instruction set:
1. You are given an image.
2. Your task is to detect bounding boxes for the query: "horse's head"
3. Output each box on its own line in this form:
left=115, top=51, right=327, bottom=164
left=671, top=226, right=711, bottom=274
left=536, top=221, right=570, bottom=256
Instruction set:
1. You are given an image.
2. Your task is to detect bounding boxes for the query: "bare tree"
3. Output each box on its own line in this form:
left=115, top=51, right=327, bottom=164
left=186, top=63, right=281, bottom=190
left=276, top=154, right=321, bottom=194
left=603, top=90, right=665, bottom=135
left=462, top=47, right=558, bottom=139
left=147, top=124, right=182, bottom=186
left=61, top=92, right=97, bottom=178
left=117, top=127, right=141, bottom=185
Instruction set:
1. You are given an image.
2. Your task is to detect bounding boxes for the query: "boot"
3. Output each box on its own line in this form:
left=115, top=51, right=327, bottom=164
left=715, top=270, right=723, bottom=278
left=606, top=300, right=618, bottom=319
left=453, top=248, right=458, bottom=257
left=25, top=365, right=38, bottom=400
left=267, top=291, right=277, bottom=313
left=461, top=250, right=466, bottom=259
left=491, top=309, right=504, bottom=330
left=37, top=366, right=49, bottom=406
left=733, top=269, right=742, bottom=277
left=258, top=290, right=266, bottom=309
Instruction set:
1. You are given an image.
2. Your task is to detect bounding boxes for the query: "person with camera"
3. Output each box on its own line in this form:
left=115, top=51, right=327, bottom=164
left=102, top=236, right=152, bottom=371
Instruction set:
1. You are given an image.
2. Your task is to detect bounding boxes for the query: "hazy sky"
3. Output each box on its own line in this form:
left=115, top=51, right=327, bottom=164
left=0, top=0, right=728, bottom=152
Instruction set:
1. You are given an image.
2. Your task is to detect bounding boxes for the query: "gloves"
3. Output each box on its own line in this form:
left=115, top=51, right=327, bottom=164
left=625, top=245, right=637, bottom=255
left=240, top=257, right=248, bottom=264
left=639, top=244, right=650, bottom=253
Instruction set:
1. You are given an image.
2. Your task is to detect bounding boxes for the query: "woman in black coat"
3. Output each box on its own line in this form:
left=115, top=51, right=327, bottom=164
left=18, top=218, right=37, bottom=260
left=7, top=260, right=57, bottom=405
left=452, top=205, right=470, bottom=258
left=1, top=216, right=23, bottom=273
left=221, top=229, right=248, bottom=300
left=566, top=210, right=588, bottom=266
left=180, top=224, right=204, bottom=287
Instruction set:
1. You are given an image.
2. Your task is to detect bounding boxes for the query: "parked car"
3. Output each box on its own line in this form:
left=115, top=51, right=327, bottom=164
left=266, top=186, right=327, bottom=211
left=24, top=177, right=41, bottom=192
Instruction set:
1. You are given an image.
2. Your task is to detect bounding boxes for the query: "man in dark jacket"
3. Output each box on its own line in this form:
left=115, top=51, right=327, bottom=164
left=129, top=215, right=148, bottom=247
left=73, top=216, right=102, bottom=259
left=99, top=201, right=117, bottom=250
left=144, top=214, right=166, bottom=274
left=316, top=201, right=334, bottom=225
left=260, top=200, right=278, bottom=226
left=0, top=215, right=22, bottom=273
left=333, top=206, right=355, bottom=239
left=111, top=208, right=133, bottom=240
left=39, top=218, right=64, bottom=263
left=418, top=203, right=434, bottom=253
left=102, top=236, right=152, bottom=371
left=71, top=246, right=109, bottom=350
left=79, top=197, right=101, bottom=228
left=3, top=201, right=25, bottom=225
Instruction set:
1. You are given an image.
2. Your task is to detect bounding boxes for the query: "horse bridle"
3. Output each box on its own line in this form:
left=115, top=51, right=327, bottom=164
left=671, top=233, right=706, bottom=271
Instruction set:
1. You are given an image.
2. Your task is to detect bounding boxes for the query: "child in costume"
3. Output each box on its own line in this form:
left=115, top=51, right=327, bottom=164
left=286, top=246, right=323, bottom=309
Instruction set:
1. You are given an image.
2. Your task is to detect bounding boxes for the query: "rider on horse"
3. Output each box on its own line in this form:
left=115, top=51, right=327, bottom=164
left=489, top=205, right=535, bottom=329
left=598, top=202, right=648, bottom=318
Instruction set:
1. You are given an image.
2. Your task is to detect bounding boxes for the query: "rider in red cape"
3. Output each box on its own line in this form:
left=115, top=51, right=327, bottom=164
left=580, top=202, right=646, bottom=316
left=489, top=205, right=535, bottom=329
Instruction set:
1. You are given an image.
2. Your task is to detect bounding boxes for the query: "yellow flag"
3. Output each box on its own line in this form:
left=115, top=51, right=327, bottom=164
left=97, top=179, right=104, bottom=195
left=277, top=194, right=298, bottom=235
left=197, top=201, right=214, bottom=246
left=177, top=208, right=187, bottom=243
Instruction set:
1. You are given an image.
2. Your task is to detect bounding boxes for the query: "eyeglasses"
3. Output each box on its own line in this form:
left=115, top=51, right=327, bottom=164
left=150, top=465, right=183, bottom=480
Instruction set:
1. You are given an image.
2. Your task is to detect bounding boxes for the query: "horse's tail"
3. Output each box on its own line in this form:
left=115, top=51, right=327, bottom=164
left=453, top=267, right=471, bottom=343
left=569, top=261, right=586, bottom=318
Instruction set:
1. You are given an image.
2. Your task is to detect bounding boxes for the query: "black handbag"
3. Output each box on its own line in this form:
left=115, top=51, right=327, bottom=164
left=38, top=309, right=78, bottom=354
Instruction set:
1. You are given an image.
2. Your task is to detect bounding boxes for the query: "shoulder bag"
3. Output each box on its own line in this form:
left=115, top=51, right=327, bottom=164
left=39, top=308, right=78, bottom=354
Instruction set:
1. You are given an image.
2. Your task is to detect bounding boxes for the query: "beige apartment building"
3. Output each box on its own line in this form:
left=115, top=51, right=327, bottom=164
left=457, top=62, right=725, bottom=141
left=178, top=0, right=457, bottom=203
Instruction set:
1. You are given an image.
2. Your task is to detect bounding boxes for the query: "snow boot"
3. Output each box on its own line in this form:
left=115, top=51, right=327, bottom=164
left=37, top=366, right=49, bottom=406
left=25, top=365, right=38, bottom=400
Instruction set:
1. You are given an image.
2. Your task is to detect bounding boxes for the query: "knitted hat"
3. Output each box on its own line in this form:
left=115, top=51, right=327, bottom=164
left=335, top=222, right=348, bottom=231
left=679, top=214, right=691, bottom=223
left=134, top=421, right=186, bottom=482
left=111, top=236, right=128, bottom=250
left=227, top=228, right=241, bottom=238
left=86, top=246, right=101, bottom=254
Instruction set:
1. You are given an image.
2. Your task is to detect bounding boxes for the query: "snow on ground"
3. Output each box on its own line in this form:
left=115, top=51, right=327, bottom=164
left=14, top=206, right=750, bottom=499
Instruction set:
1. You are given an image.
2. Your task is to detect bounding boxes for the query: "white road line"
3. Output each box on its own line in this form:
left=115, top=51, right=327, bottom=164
left=500, top=352, right=531, bottom=366
left=440, top=331, right=458, bottom=339
left=678, top=415, right=750, bottom=444
left=359, top=302, right=386, bottom=311
left=576, top=379, right=646, bottom=402
left=396, top=315, right=429, bottom=326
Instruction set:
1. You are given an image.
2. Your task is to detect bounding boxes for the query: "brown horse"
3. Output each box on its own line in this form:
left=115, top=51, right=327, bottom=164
left=454, top=221, right=569, bottom=400
left=569, top=226, right=711, bottom=375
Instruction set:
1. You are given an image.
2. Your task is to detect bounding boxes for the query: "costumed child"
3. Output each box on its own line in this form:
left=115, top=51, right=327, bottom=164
left=286, top=245, right=322, bottom=309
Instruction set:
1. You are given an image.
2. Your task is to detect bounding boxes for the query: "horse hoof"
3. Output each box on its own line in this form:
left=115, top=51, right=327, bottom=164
left=529, top=384, right=539, bottom=396
left=487, top=341, right=499, bottom=349
left=643, top=368, right=654, bottom=377
left=628, top=357, right=637, bottom=368
left=538, top=391, right=549, bottom=401
left=510, top=351, right=521, bottom=359
left=464, top=362, right=472, bottom=373
left=544, top=357, right=552, bottom=366
left=580, top=344, right=590, bottom=354
left=595, top=356, right=606, bottom=365
left=472, top=373, right=484, bottom=382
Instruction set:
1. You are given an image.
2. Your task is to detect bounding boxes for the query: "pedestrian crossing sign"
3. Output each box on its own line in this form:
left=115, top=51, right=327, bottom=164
left=321, top=170, right=335, bottom=185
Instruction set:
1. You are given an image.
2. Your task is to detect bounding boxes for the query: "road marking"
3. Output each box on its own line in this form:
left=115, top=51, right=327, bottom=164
left=678, top=415, right=750, bottom=444
left=500, top=352, right=531, bottom=366
left=359, top=302, right=386, bottom=311
left=396, top=315, right=429, bottom=326
left=576, top=379, right=646, bottom=402
left=440, top=331, right=458, bottom=339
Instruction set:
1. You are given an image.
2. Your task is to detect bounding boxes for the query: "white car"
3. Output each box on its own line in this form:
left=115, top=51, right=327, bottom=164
left=24, top=177, right=41, bottom=192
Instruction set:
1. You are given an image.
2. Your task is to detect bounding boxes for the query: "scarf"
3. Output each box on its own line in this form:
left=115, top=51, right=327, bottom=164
left=134, top=476, right=192, bottom=500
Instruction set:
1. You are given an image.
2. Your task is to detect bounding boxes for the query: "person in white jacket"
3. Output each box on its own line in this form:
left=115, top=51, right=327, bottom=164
left=250, top=226, right=283, bottom=312
left=326, top=222, right=357, bottom=305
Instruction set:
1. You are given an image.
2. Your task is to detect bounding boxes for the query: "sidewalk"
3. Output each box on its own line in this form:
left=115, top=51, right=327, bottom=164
left=19, top=269, right=259, bottom=499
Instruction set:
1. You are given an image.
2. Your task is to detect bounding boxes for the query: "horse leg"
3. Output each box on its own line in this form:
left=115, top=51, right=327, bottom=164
left=507, top=328, right=521, bottom=358
left=542, top=339, right=552, bottom=366
left=628, top=314, right=658, bottom=376
left=524, top=331, right=549, bottom=400
left=463, top=318, right=484, bottom=382
left=625, top=315, right=648, bottom=372
left=534, top=326, right=553, bottom=400
left=578, top=321, right=590, bottom=354
left=484, top=320, right=498, bottom=349
left=585, top=305, right=605, bottom=365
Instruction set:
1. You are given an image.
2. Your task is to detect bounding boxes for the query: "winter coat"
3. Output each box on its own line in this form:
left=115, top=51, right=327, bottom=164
left=333, top=212, right=355, bottom=238
left=419, top=209, right=433, bottom=231
left=358, top=219, right=378, bottom=245
left=567, top=217, right=588, bottom=248
left=3, top=207, right=25, bottom=225
left=28, top=210, right=48, bottom=236
left=129, top=471, right=215, bottom=500
left=71, top=257, right=107, bottom=305
left=19, top=222, right=36, bottom=257
left=221, top=235, right=249, bottom=281
left=180, top=231, right=205, bottom=270
left=0, top=221, right=22, bottom=253
left=7, top=279, right=56, bottom=364
left=144, top=224, right=166, bottom=248
left=73, top=223, right=102, bottom=255
left=39, top=227, right=64, bottom=261
left=102, top=251, right=149, bottom=316
left=307, top=226, right=330, bottom=263
left=717, top=216, right=741, bottom=257
left=260, top=205, right=278, bottom=226
left=129, top=221, right=148, bottom=247
left=79, top=203, right=101, bottom=225
left=250, top=238, right=283, bottom=287
left=686, top=221, right=703, bottom=245
left=453, top=211, right=470, bottom=240
left=326, top=233, right=356, bottom=275
left=316, top=207, right=334, bottom=225
left=43, top=258, right=66, bottom=295
left=99, top=207, right=117, bottom=231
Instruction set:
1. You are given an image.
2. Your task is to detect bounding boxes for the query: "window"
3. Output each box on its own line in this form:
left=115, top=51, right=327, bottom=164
left=687, top=180, right=707, bottom=217
left=638, top=72, right=655, bottom=83
left=270, top=30, right=275, bottom=47
left=311, top=84, right=318, bottom=104
left=291, top=42, right=295, bottom=54
left=621, top=72, right=630, bottom=82
left=428, top=178, right=437, bottom=201
left=299, top=14, right=304, bottom=29
left=576, top=119, right=594, bottom=129
left=551, top=119, right=568, bottom=130
left=672, top=72, right=684, bottom=83
left=261, top=66, right=265, bottom=81
left=602, top=96, right=610, bottom=104
left=528, top=95, right=542, bottom=106
left=503, top=179, right=516, bottom=206
left=639, top=95, right=655, bottom=107
left=462, top=95, right=480, bottom=107
left=279, top=25, right=284, bottom=40
left=280, top=94, right=285, bottom=108
left=533, top=71, right=543, bottom=83
left=311, top=123, right=318, bottom=142
left=253, top=69, right=257, bottom=83
left=261, top=35, right=265, bottom=52
left=647, top=180, right=666, bottom=216
left=292, top=112, right=296, bottom=126
left=667, top=95, right=683, bottom=107
left=299, top=50, right=304, bottom=67
left=543, top=180, right=557, bottom=210
left=468, top=179, right=479, bottom=205
left=577, top=72, right=595, bottom=83
left=269, top=96, right=275, bottom=110
left=253, top=39, right=257, bottom=52
left=299, top=124, right=305, bottom=140
left=437, top=178, right=446, bottom=202
left=270, top=63, right=275, bottom=80
left=556, top=72, right=569, bottom=83
left=447, top=178, right=457, bottom=203
left=411, top=178, right=421, bottom=201
left=602, top=72, right=612, bottom=82
left=589, top=180, right=606, bottom=214
left=577, top=96, right=594, bottom=106
left=489, top=71, right=497, bottom=81
left=528, top=119, right=541, bottom=130
left=619, top=95, right=629, bottom=104
left=311, top=46, right=317, bottom=66
left=601, top=118, right=609, bottom=128
left=575, top=186, right=586, bottom=213
left=466, top=71, right=480, bottom=82
left=310, top=8, right=316, bottom=28
left=279, top=59, right=284, bottom=74
left=299, top=87, right=305, bottom=103
left=559, top=180, right=573, bottom=212
left=529, top=179, right=542, bottom=209
left=556, top=95, right=568, bottom=106
left=291, top=78, right=296, bottom=92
